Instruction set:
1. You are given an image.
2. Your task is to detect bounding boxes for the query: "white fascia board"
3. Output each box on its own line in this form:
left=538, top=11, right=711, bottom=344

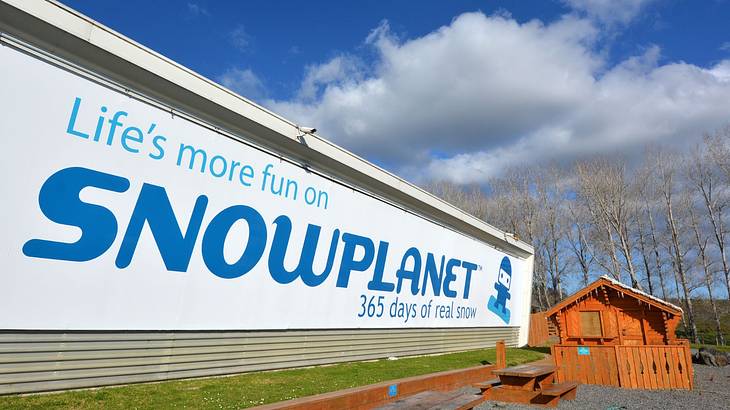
left=1, top=0, right=534, bottom=258
left=517, top=254, right=535, bottom=346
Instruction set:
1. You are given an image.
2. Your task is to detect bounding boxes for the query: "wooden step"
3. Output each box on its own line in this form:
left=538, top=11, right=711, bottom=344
left=540, top=381, right=579, bottom=397
left=485, top=384, right=577, bottom=407
left=376, top=391, right=446, bottom=409
left=472, top=378, right=501, bottom=392
left=375, top=390, right=484, bottom=410
left=434, top=393, right=485, bottom=410
left=487, top=385, right=542, bottom=404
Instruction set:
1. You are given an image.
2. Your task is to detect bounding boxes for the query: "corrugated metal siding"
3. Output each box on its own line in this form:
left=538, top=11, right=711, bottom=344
left=0, top=327, right=518, bottom=394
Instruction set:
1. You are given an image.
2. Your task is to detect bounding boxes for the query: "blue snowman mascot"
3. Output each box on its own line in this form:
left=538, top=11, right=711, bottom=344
left=488, top=256, right=512, bottom=323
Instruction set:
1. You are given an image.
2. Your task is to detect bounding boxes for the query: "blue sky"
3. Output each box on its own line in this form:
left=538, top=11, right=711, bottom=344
left=60, top=0, right=730, bottom=182
left=61, top=1, right=730, bottom=100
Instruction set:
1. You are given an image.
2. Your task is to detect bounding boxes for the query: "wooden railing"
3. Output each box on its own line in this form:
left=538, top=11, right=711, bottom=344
left=495, top=340, right=506, bottom=369
left=551, top=342, right=693, bottom=390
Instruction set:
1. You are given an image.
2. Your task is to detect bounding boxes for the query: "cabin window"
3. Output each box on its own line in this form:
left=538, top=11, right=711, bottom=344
left=580, top=311, right=603, bottom=337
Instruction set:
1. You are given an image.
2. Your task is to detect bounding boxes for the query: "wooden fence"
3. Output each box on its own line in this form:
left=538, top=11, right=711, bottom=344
left=551, top=342, right=693, bottom=390
left=528, top=312, right=551, bottom=347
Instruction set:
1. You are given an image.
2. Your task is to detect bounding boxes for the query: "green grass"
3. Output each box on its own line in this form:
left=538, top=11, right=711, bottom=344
left=691, top=344, right=730, bottom=353
left=0, top=347, right=543, bottom=410
left=675, top=298, right=730, bottom=345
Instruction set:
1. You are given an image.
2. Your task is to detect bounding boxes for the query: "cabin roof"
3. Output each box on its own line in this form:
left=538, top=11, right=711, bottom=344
left=545, top=275, right=683, bottom=318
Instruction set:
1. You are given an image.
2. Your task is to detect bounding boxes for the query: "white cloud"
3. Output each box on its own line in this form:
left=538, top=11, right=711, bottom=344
left=230, top=25, right=252, bottom=52
left=297, top=55, right=364, bottom=101
left=711, top=60, right=730, bottom=81
left=187, top=2, right=210, bottom=17
left=257, top=11, right=730, bottom=184
left=563, top=0, right=655, bottom=25
left=217, top=68, right=267, bottom=101
left=270, top=14, right=600, bottom=163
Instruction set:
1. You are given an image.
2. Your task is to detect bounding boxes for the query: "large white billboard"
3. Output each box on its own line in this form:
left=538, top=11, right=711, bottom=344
left=0, top=45, right=530, bottom=330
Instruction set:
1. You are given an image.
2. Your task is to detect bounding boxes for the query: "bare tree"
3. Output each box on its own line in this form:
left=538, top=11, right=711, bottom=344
left=700, top=133, right=730, bottom=300
left=425, top=180, right=488, bottom=220
left=423, top=140, right=728, bottom=342
left=536, top=167, right=571, bottom=302
left=633, top=166, right=657, bottom=295
left=654, top=149, right=699, bottom=343
left=686, top=193, right=725, bottom=345
left=706, top=125, right=730, bottom=184
left=576, top=160, right=641, bottom=288
left=566, top=199, right=595, bottom=287
left=636, top=160, right=672, bottom=300
left=487, top=168, right=553, bottom=307
left=634, top=211, right=655, bottom=295
left=646, top=199, right=670, bottom=300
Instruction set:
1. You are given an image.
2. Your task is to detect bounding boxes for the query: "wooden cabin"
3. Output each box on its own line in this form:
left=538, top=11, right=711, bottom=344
left=545, top=276, right=683, bottom=346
